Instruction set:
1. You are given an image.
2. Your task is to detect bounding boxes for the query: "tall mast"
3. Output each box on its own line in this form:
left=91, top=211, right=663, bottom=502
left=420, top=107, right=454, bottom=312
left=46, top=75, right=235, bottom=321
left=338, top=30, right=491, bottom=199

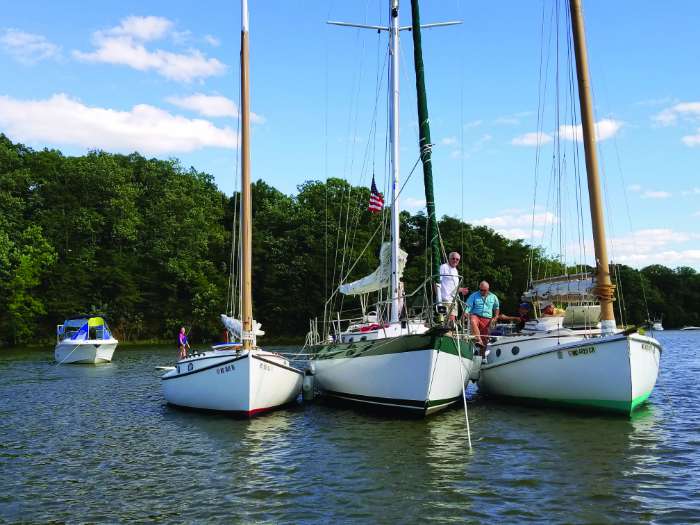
left=410, top=0, right=441, bottom=298
left=569, top=0, right=616, bottom=333
left=240, top=0, right=254, bottom=349
left=389, top=0, right=401, bottom=323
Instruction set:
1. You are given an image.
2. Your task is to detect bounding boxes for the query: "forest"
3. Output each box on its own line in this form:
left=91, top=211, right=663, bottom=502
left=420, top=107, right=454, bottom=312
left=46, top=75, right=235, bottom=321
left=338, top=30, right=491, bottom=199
left=1, top=134, right=698, bottom=345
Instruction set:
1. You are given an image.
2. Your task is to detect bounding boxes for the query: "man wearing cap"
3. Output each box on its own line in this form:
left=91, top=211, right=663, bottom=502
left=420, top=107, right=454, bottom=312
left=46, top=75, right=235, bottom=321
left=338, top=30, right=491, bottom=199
left=465, top=281, right=500, bottom=351
left=499, top=303, right=532, bottom=332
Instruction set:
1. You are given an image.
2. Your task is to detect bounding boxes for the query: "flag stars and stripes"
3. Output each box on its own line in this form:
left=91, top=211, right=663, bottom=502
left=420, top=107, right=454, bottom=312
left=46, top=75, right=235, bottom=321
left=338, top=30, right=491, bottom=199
left=368, top=175, right=384, bottom=213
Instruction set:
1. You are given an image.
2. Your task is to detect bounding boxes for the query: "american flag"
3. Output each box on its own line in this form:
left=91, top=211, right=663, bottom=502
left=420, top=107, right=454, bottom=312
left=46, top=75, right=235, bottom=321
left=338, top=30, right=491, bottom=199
left=368, top=175, right=384, bottom=213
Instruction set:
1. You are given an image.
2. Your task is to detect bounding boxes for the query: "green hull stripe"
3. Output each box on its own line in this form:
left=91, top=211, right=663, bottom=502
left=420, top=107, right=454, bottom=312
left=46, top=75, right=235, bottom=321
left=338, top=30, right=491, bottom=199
left=312, top=332, right=475, bottom=361
left=490, top=391, right=652, bottom=415
left=323, top=389, right=461, bottom=414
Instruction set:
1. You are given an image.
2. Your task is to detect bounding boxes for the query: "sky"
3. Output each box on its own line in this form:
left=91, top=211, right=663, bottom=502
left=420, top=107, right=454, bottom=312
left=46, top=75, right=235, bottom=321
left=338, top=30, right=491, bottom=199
left=1, top=1, right=699, bottom=270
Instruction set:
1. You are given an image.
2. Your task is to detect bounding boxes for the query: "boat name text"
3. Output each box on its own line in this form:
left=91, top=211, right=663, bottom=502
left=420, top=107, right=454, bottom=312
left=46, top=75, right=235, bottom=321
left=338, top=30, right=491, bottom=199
left=217, top=364, right=236, bottom=374
left=568, top=346, right=596, bottom=357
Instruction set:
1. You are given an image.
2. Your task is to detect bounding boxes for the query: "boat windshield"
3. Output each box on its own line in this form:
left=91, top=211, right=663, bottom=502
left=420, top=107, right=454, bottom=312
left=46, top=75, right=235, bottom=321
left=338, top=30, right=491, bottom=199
left=58, top=317, right=113, bottom=341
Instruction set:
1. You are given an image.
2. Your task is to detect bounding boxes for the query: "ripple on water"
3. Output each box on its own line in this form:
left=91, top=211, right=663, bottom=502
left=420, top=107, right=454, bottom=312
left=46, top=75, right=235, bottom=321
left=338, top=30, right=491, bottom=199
left=2, top=336, right=700, bottom=522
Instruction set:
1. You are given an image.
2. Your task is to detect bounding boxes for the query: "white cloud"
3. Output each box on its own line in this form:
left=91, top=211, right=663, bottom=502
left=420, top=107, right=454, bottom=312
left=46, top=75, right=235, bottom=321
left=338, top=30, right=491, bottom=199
left=682, top=187, right=700, bottom=196
left=402, top=197, right=426, bottom=210
left=627, top=184, right=642, bottom=193
left=512, top=131, right=552, bottom=147
left=641, top=191, right=671, bottom=199
left=106, top=15, right=173, bottom=41
left=166, top=93, right=266, bottom=123
left=73, top=16, right=226, bottom=82
left=440, top=136, right=457, bottom=146
left=0, top=28, right=61, bottom=64
left=682, top=129, right=700, bottom=147
left=559, top=119, right=622, bottom=142
left=464, top=119, right=482, bottom=129
left=654, top=102, right=700, bottom=126
left=693, top=211, right=700, bottom=217
left=497, top=228, right=544, bottom=240
left=494, top=117, right=520, bottom=126
left=204, top=35, right=220, bottom=47
left=0, top=93, right=237, bottom=155
left=450, top=134, right=492, bottom=159
left=470, top=211, right=557, bottom=240
left=635, top=97, right=674, bottom=107
left=604, top=229, right=700, bottom=268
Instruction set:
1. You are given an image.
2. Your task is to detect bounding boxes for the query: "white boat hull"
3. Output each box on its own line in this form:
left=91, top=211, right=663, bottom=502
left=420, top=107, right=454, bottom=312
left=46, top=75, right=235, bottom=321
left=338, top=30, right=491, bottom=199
left=478, top=332, right=661, bottom=414
left=161, top=349, right=303, bottom=416
left=54, top=340, right=118, bottom=364
left=312, top=334, right=480, bottom=415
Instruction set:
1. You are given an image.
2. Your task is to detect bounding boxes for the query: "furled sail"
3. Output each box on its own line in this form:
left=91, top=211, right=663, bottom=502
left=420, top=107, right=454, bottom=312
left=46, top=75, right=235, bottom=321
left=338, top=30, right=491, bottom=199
left=220, top=314, right=265, bottom=337
left=521, top=273, right=596, bottom=302
left=339, top=242, right=408, bottom=296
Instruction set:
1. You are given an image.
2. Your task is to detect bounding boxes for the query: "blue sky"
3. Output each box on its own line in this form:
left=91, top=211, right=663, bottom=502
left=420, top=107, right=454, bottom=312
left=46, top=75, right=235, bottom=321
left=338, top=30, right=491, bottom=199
left=1, top=1, right=698, bottom=269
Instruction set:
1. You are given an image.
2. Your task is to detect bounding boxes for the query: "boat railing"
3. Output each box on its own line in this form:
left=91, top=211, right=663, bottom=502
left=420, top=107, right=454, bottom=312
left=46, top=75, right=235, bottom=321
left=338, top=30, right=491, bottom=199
left=313, top=274, right=464, bottom=342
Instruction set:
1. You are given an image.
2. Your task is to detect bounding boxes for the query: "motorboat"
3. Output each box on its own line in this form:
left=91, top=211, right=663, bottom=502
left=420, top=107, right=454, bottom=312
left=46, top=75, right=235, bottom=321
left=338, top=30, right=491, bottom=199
left=55, top=316, right=118, bottom=364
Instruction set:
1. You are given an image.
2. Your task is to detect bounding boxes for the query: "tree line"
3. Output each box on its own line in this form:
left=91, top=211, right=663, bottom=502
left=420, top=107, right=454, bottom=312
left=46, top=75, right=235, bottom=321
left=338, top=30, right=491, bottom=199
left=1, top=135, right=698, bottom=345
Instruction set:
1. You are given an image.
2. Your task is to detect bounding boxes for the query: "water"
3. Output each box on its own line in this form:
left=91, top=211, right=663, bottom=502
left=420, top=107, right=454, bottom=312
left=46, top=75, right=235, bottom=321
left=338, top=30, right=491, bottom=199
left=1, top=332, right=698, bottom=523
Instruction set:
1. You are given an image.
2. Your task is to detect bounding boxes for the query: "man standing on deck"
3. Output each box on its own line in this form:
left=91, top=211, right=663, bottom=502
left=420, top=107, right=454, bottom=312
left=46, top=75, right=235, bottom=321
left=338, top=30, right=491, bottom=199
left=437, top=252, right=469, bottom=325
left=465, top=281, right=500, bottom=353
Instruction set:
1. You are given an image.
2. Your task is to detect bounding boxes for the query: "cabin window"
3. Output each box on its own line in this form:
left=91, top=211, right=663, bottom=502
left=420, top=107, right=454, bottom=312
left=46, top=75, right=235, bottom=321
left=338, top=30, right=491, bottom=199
left=496, top=348, right=501, bottom=357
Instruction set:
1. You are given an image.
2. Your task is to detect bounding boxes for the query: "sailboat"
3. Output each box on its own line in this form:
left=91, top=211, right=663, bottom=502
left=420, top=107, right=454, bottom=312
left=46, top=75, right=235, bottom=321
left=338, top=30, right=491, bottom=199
left=477, top=0, right=661, bottom=415
left=160, top=0, right=303, bottom=416
left=307, top=0, right=481, bottom=416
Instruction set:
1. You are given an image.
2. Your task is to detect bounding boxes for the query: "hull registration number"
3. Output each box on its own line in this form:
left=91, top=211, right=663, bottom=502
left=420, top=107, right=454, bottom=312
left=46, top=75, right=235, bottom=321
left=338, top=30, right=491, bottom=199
left=568, top=346, right=596, bottom=357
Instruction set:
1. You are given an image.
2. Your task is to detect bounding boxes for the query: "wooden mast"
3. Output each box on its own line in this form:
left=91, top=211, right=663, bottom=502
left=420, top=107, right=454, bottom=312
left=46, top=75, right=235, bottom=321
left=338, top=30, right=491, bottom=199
left=569, top=0, right=616, bottom=333
left=240, top=0, right=254, bottom=349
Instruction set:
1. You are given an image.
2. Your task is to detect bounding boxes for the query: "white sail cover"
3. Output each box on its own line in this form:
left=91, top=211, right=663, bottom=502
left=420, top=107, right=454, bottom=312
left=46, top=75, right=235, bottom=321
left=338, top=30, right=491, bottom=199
left=339, top=242, right=408, bottom=296
left=220, top=314, right=265, bottom=337
left=522, top=274, right=595, bottom=302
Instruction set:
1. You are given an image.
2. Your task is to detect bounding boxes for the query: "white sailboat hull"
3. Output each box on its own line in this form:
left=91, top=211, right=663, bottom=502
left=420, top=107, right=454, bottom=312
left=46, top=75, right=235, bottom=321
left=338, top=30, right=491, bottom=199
left=478, top=332, right=661, bottom=413
left=161, top=350, right=303, bottom=416
left=54, top=340, right=118, bottom=364
left=312, top=335, right=480, bottom=415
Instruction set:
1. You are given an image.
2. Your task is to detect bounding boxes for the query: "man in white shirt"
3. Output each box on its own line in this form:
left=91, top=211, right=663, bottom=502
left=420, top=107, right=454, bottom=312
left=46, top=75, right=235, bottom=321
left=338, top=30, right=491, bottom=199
left=437, top=252, right=469, bottom=323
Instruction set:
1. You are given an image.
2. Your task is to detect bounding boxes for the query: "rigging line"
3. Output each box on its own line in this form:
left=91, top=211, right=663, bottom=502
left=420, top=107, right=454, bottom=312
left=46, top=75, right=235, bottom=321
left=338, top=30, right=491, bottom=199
left=324, top=2, right=333, bottom=324
left=531, top=0, right=555, bottom=283
left=325, top=216, right=386, bottom=323
left=335, top=42, right=389, bottom=317
left=453, top=324, right=473, bottom=450
left=565, top=2, right=588, bottom=276
left=565, top=18, right=586, bottom=275
left=459, top=0, right=465, bottom=266
left=611, top=127, right=652, bottom=323
left=344, top=44, right=391, bottom=287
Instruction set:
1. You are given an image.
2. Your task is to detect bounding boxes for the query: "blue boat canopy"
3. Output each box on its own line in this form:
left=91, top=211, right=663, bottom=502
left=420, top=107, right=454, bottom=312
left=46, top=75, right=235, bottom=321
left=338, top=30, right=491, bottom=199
left=58, top=316, right=113, bottom=341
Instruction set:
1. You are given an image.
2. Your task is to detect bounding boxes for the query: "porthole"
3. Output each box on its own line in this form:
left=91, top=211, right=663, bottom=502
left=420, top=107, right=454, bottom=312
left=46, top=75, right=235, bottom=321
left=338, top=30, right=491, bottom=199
left=360, top=336, right=367, bottom=341
left=496, top=348, right=501, bottom=357
left=512, top=346, right=520, bottom=356
left=348, top=337, right=354, bottom=343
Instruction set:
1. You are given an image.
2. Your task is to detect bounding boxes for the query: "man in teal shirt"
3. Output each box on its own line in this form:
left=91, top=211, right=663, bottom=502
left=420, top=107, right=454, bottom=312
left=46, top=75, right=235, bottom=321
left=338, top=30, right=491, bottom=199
left=465, top=281, right=500, bottom=352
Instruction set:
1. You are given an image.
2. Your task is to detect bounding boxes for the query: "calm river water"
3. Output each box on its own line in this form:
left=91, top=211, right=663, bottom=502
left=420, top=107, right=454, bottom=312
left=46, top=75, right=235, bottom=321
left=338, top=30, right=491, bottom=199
left=1, top=331, right=698, bottom=523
